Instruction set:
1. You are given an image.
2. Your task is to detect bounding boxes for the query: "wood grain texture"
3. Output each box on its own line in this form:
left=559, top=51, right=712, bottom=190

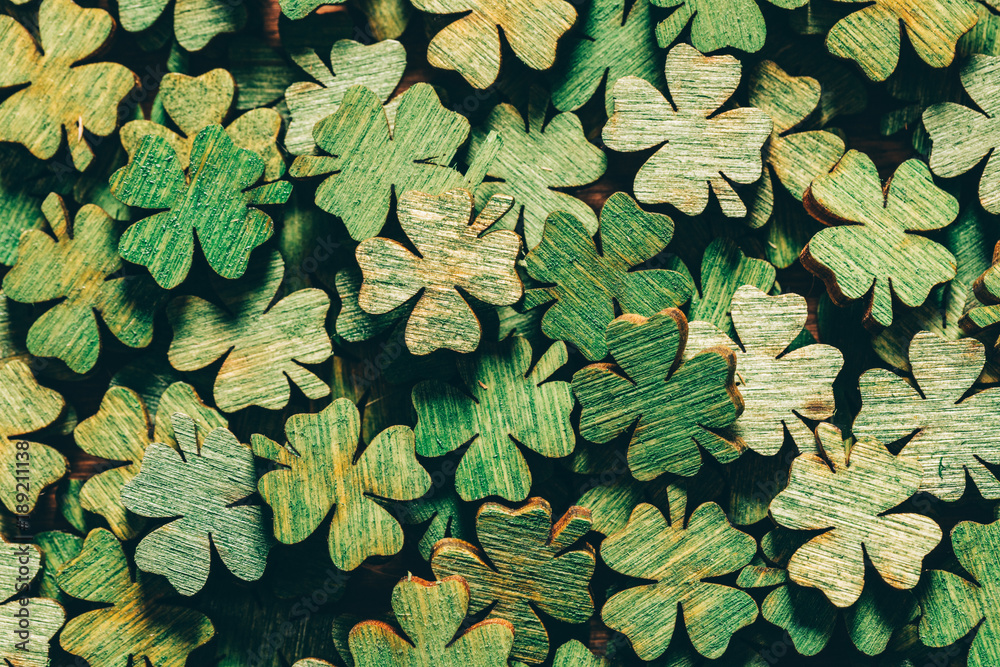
left=601, top=500, right=757, bottom=660
left=917, top=518, right=1000, bottom=667
left=551, top=0, right=664, bottom=116
left=573, top=308, right=744, bottom=479
left=825, top=0, right=978, bottom=81
left=604, top=43, right=772, bottom=218
left=552, top=640, right=618, bottom=666
left=73, top=382, right=226, bottom=540
left=0, top=0, right=136, bottom=171
left=58, top=528, right=215, bottom=667
left=411, top=0, right=577, bottom=88
left=335, top=267, right=408, bottom=343
left=801, top=150, right=958, bottom=329
left=855, top=331, right=1000, bottom=501
left=120, top=414, right=274, bottom=596
left=117, top=0, right=246, bottom=51
left=466, top=99, right=606, bottom=249
left=746, top=60, right=845, bottom=230
left=110, top=123, right=293, bottom=289
left=2, top=194, right=165, bottom=374
left=431, top=499, right=595, bottom=664
left=121, top=68, right=285, bottom=182
left=0, top=148, right=50, bottom=266
left=653, top=0, right=808, bottom=53
left=291, top=83, right=470, bottom=241
left=413, top=336, right=574, bottom=501
left=0, top=535, right=64, bottom=667
left=285, top=40, right=406, bottom=156
left=524, top=191, right=692, bottom=361
left=684, top=285, right=841, bottom=455
left=966, top=238, right=1000, bottom=335
left=924, top=54, right=1000, bottom=213
left=689, top=238, right=777, bottom=337
left=348, top=576, right=515, bottom=666
left=356, top=189, right=522, bottom=355
left=253, top=398, right=430, bottom=571
left=167, top=249, right=332, bottom=412
left=769, top=423, right=941, bottom=608
left=0, top=359, right=68, bottom=514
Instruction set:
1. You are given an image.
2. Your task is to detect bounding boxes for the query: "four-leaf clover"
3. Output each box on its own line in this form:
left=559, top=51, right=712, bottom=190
left=604, top=43, right=773, bottom=217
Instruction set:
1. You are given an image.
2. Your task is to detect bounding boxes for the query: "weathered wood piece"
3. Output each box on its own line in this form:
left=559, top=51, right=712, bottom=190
left=924, top=54, right=1000, bottom=213
left=167, top=249, right=332, bottom=412
left=0, top=535, right=64, bottom=667
left=254, top=398, right=430, bottom=571
left=356, top=189, right=522, bottom=355
left=36, top=529, right=83, bottom=604
left=652, top=0, right=808, bottom=52
left=601, top=500, right=757, bottom=659
left=552, top=640, right=618, bottom=667
left=801, top=150, right=958, bottom=329
left=410, top=0, right=576, bottom=89
left=431, top=499, right=595, bottom=664
left=413, top=336, right=574, bottom=501
left=855, top=331, right=1000, bottom=501
left=769, top=424, right=941, bottom=608
left=2, top=194, right=165, bottom=374
left=285, top=41, right=406, bottom=156
left=573, top=309, right=744, bottom=479
left=745, top=60, right=846, bottom=229
left=551, top=0, right=664, bottom=116
left=0, top=360, right=68, bottom=514
left=121, top=414, right=274, bottom=596
left=0, top=148, right=53, bottom=266
left=395, top=485, right=471, bottom=561
left=689, top=238, right=776, bottom=336
left=58, top=528, right=215, bottom=667
left=683, top=285, right=841, bottom=455
left=466, top=99, right=606, bottom=249
left=349, top=576, right=514, bottom=666
left=74, top=382, right=226, bottom=540
left=0, top=0, right=136, bottom=171
left=604, top=43, right=772, bottom=218
left=524, top=192, right=693, bottom=361
left=121, top=68, right=285, bottom=182
left=825, top=0, right=978, bottom=81
left=918, top=519, right=1000, bottom=667
left=110, top=124, right=292, bottom=289
left=116, top=0, right=245, bottom=51
left=291, top=84, right=471, bottom=241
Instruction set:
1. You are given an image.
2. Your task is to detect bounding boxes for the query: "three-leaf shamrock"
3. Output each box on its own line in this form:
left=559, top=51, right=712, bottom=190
left=110, top=124, right=293, bottom=289
left=411, top=0, right=577, bottom=88
left=924, top=54, right=1000, bottom=214
left=291, top=83, right=470, bottom=241
left=116, top=0, right=245, bottom=51
left=121, top=68, right=285, bottom=182
left=349, top=576, right=514, bottom=666
left=285, top=40, right=407, bottom=156
left=466, top=101, right=606, bottom=249
left=58, top=528, right=215, bottom=667
left=0, top=0, right=136, bottom=171
left=603, top=43, right=772, bottom=218
left=167, top=249, right=332, bottom=413
left=573, top=309, right=743, bottom=479
left=601, top=499, right=757, bottom=659
left=356, top=188, right=522, bottom=355
left=254, top=398, right=431, bottom=571
left=854, top=331, right=1000, bottom=501
left=121, top=414, right=274, bottom=596
left=683, top=285, right=842, bottom=455
left=73, top=382, right=226, bottom=540
left=0, top=536, right=64, bottom=667
left=524, top=192, right=693, bottom=361
left=3, top=194, right=165, bottom=374
left=918, top=519, right=1000, bottom=667
left=431, top=499, right=595, bottom=663
left=551, top=0, right=664, bottom=116
left=413, top=336, right=575, bottom=501
left=769, top=424, right=942, bottom=608
left=801, top=150, right=958, bottom=329
left=825, top=0, right=978, bottom=81
left=653, top=0, right=808, bottom=52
